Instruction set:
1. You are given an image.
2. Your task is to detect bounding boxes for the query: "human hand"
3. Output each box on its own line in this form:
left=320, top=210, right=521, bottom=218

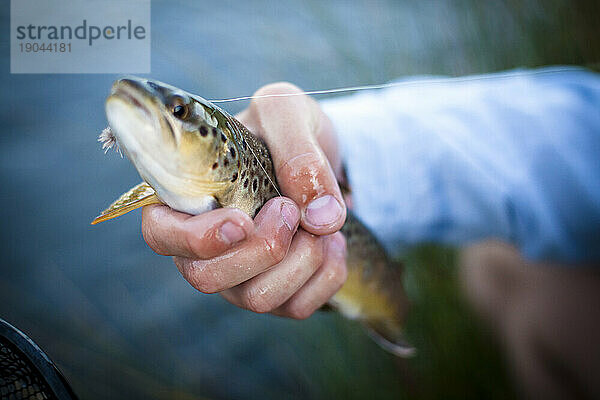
left=141, top=82, right=348, bottom=319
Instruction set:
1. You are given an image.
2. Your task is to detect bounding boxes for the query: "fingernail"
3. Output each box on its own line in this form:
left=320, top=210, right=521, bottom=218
left=220, top=221, right=246, bottom=245
left=305, top=195, right=343, bottom=228
left=281, top=201, right=300, bottom=231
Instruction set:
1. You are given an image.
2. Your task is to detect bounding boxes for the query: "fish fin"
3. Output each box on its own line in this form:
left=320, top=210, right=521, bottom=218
left=91, top=182, right=162, bottom=225
left=176, top=180, right=231, bottom=197
left=363, top=320, right=416, bottom=358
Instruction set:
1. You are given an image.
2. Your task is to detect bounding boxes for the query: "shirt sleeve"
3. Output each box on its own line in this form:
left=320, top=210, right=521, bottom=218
left=321, top=67, right=600, bottom=263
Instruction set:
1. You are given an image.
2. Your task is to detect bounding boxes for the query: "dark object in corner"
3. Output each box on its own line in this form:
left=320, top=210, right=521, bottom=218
left=0, top=318, right=77, bottom=400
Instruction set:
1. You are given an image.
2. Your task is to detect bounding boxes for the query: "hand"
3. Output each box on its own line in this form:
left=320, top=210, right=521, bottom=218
left=141, top=82, right=348, bottom=319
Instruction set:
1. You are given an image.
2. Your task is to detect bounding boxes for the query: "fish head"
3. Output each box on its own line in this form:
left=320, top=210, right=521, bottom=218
left=105, top=77, right=237, bottom=214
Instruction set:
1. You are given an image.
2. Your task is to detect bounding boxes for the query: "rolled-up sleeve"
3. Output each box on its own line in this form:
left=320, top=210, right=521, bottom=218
left=321, top=67, right=600, bottom=263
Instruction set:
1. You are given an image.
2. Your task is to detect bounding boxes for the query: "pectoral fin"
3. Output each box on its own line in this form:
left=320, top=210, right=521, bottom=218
left=91, top=182, right=162, bottom=225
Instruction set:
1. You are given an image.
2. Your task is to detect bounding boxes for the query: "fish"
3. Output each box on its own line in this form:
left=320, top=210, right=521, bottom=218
left=92, top=77, right=414, bottom=357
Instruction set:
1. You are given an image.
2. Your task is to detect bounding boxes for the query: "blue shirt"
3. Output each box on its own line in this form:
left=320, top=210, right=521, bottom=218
left=322, top=67, right=600, bottom=263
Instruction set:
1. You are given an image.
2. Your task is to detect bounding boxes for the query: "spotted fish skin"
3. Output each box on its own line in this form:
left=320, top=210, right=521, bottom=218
left=209, top=114, right=280, bottom=217
left=94, top=77, right=414, bottom=356
left=217, top=113, right=412, bottom=354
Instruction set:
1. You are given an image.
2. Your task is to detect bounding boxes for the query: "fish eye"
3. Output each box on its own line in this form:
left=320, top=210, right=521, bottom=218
left=171, top=103, right=189, bottom=119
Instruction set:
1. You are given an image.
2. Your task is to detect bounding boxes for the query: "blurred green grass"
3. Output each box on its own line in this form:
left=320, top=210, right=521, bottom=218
left=402, top=246, right=512, bottom=400
left=276, top=246, right=513, bottom=400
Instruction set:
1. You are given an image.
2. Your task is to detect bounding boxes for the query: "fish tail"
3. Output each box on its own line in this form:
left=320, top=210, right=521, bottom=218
left=363, top=319, right=416, bottom=357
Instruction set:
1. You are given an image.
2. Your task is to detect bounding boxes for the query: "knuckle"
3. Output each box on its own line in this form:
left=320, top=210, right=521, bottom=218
left=194, top=280, right=221, bottom=294
left=276, top=151, right=326, bottom=186
left=286, top=302, right=314, bottom=320
left=327, top=258, right=348, bottom=289
left=334, top=261, right=348, bottom=288
left=242, top=287, right=274, bottom=313
left=183, top=261, right=222, bottom=294
left=327, top=233, right=348, bottom=288
left=253, top=81, right=303, bottom=98
left=141, top=221, right=167, bottom=256
left=296, top=232, right=326, bottom=269
left=261, top=237, right=287, bottom=265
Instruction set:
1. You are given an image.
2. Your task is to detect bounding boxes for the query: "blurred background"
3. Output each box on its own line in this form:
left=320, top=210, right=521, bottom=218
left=1, top=1, right=598, bottom=399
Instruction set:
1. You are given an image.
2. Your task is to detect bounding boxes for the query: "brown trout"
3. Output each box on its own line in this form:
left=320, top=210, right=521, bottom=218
left=93, top=77, right=414, bottom=357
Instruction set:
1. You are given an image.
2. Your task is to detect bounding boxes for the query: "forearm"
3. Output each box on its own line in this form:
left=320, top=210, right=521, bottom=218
left=322, top=67, right=600, bottom=262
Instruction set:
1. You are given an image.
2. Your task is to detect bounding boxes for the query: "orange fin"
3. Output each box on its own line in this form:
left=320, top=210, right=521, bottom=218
left=91, top=182, right=162, bottom=225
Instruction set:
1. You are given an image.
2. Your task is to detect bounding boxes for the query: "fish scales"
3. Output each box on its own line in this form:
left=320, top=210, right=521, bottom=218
left=93, top=77, right=414, bottom=356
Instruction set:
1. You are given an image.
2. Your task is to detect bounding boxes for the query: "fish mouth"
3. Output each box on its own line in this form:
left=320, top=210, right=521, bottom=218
left=105, top=77, right=185, bottom=197
left=108, top=77, right=178, bottom=145
left=109, top=78, right=157, bottom=122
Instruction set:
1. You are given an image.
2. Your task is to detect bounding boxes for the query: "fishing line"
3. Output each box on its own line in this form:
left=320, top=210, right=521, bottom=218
left=209, top=65, right=593, bottom=103
left=246, top=143, right=282, bottom=198
left=210, top=64, right=596, bottom=198
left=223, top=114, right=283, bottom=197
left=240, top=133, right=282, bottom=198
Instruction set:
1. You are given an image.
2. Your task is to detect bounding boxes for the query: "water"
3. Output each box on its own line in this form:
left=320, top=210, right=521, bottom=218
left=0, top=1, right=597, bottom=399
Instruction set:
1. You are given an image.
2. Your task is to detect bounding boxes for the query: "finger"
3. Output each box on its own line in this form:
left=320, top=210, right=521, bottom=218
left=141, top=204, right=253, bottom=259
left=313, top=111, right=344, bottom=180
left=238, top=106, right=344, bottom=185
left=220, top=230, right=326, bottom=313
left=244, top=82, right=346, bottom=235
left=173, top=197, right=301, bottom=294
left=272, top=232, right=347, bottom=319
